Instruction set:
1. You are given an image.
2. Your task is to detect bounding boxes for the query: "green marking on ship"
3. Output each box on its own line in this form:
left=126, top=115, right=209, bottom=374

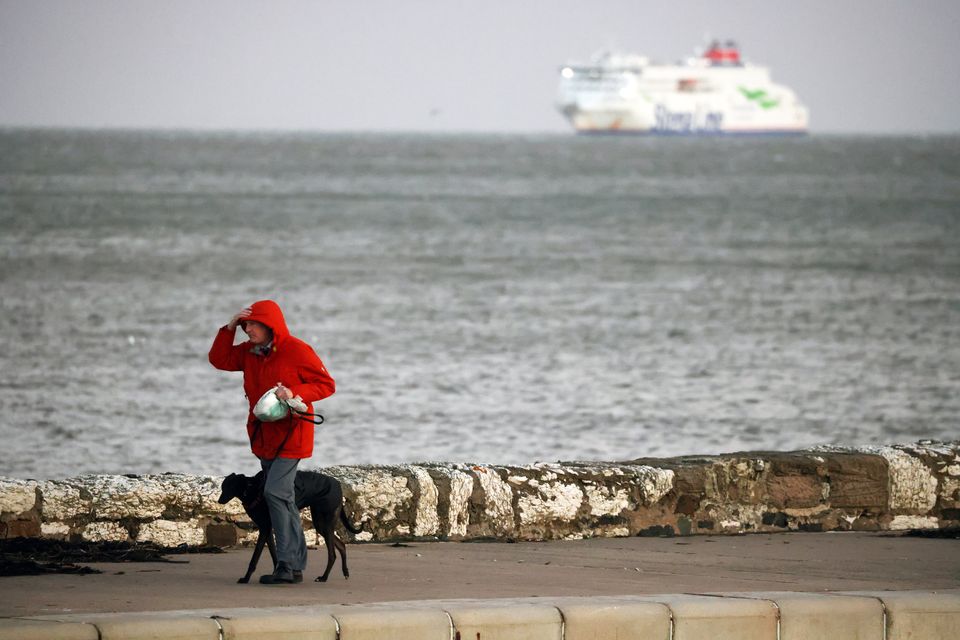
left=739, top=86, right=780, bottom=110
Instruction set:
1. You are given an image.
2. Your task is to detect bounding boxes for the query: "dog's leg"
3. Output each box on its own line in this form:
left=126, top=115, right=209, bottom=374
left=334, top=532, right=349, bottom=579
left=240, top=526, right=270, bottom=584
left=315, top=528, right=337, bottom=582
left=316, top=531, right=337, bottom=582
left=310, top=506, right=338, bottom=583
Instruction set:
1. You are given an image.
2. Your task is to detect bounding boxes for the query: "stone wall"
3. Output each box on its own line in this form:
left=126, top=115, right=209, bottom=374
left=1, top=442, right=957, bottom=547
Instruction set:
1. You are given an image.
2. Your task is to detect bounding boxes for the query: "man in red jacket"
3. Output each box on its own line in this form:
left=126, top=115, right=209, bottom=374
left=209, top=300, right=335, bottom=584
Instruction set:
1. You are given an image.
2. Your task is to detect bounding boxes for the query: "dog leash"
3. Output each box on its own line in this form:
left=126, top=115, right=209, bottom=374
left=249, top=399, right=324, bottom=496
left=248, top=409, right=323, bottom=460
left=290, top=408, right=324, bottom=425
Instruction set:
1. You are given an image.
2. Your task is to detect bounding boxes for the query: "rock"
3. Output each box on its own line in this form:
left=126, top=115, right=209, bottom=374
left=81, top=521, right=130, bottom=543
left=0, top=477, right=38, bottom=517
left=2, top=519, right=40, bottom=537
left=763, top=453, right=826, bottom=509
left=516, top=476, right=583, bottom=527
left=820, top=453, right=888, bottom=510
left=469, top=465, right=515, bottom=538
left=889, top=515, right=939, bottom=531
left=880, top=448, right=939, bottom=513
left=401, top=465, right=440, bottom=538
left=584, top=482, right=630, bottom=517
left=82, top=474, right=168, bottom=520
left=137, top=519, right=204, bottom=547
left=205, top=523, right=238, bottom=547
left=425, top=465, right=474, bottom=538
left=330, top=466, right=414, bottom=539
left=38, top=479, right=89, bottom=522
left=40, top=522, right=70, bottom=539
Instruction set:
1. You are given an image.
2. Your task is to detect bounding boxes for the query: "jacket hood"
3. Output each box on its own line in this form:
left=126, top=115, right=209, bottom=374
left=244, top=300, right=290, bottom=345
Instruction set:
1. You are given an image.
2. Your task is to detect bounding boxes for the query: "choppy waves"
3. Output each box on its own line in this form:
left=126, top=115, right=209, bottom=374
left=1, top=131, right=958, bottom=478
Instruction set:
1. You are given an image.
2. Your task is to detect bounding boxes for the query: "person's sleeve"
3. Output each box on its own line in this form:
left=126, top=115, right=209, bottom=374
left=208, top=326, right=244, bottom=371
left=292, top=346, right=336, bottom=403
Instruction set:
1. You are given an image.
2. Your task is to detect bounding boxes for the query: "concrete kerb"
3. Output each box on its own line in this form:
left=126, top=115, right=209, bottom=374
left=0, top=618, right=99, bottom=640
left=706, top=591, right=885, bottom=640
left=840, top=590, right=960, bottom=640
left=546, top=596, right=673, bottom=640
left=6, top=591, right=960, bottom=640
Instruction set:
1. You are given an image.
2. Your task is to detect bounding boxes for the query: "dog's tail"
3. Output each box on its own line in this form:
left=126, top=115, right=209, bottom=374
left=340, top=505, right=363, bottom=534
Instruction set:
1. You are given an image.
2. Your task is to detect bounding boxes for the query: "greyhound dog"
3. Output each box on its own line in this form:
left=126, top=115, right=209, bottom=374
left=217, top=470, right=362, bottom=584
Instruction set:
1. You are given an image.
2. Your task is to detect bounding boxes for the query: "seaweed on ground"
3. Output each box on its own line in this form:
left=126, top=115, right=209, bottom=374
left=903, top=528, right=960, bottom=540
left=0, top=537, right=224, bottom=577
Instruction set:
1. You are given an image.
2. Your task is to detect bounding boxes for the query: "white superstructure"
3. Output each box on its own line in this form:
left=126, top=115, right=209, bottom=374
left=556, top=41, right=808, bottom=135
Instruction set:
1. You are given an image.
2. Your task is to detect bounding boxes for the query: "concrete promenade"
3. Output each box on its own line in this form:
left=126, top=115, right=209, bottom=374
left=2, top=531, right=958, bottom=616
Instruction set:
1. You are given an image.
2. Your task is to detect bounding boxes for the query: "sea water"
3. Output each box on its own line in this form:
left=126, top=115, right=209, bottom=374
left=1, top=130, right=958, bottom=479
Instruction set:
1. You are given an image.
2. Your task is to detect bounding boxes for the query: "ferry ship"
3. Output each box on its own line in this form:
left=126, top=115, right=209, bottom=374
left=555, top=41, right=808, bottom=135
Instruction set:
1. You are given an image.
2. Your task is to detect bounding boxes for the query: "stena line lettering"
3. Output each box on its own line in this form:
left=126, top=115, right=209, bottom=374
left=653, top=105, right=724, bottom=133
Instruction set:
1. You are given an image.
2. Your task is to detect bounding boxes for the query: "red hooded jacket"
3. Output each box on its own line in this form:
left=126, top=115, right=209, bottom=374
left=208, top=300, right=335, bottom=460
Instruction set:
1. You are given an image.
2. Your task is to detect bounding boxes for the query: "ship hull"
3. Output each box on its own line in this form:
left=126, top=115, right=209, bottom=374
left=561, top=99, right=808, bottom=136
left=556, top=45, right=809, bottom=136
left=575, top=129, right=807, bottom=136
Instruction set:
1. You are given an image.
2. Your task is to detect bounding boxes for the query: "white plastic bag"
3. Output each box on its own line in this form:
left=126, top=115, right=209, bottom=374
left=253, top=386, right=310, bottom=422
left=253, top=386, right=289, bottom=422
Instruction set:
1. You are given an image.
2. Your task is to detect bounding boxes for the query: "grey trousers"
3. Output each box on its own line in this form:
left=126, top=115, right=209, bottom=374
left=260, top=457, right=307, bottom=571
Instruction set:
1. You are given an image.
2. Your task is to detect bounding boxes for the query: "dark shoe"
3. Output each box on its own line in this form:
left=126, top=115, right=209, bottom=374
left=292, top=570, right=303, bottom=584
left=259, top=563, right=295, bottom=584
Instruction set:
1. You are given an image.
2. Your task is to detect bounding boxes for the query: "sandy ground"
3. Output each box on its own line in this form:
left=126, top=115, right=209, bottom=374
left=1, top=532, right=958, bottom=617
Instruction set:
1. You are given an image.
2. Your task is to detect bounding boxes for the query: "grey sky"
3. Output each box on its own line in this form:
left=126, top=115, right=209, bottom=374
left=2, top=0, right=958, bottom=133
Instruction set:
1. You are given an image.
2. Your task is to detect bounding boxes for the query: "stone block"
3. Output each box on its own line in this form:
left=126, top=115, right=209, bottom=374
left=218, top=612, right=337, bottom=640
left=763, top=453, right=829, bottom=511
left=824, top=454, right=888, bottom=510
left=850, top=590, right=960, bottom=640
left=671, top=464, right=709, bottom=505
left=0, top=477, right=38, bottom=516
left=557, top=597, right=671, bottom=640
left=517, top=478, right=583, bottom=527
left=876, top=448, right=939, bottom=513
left=583, top=481, right=631, bottom=517
left=334, top=607, right=451, bottom=640
left=446, top=602, right=562, bottom=640
left=38, top=480, right=89, bottom=521
left=425, top=465, right=474, bottom=538
left=81, top=475, right=168, bottom=520
left=889, top=515, right=939, bottom=531
left=205, top=522, right=238, bottom=547
left=941, top=477, right=960, bottom=509
left=81, top=521, right=129, bottom=542
left=723, top=592, right=884, bottom=639
left=402, top=465, right=441, bottom=537
left=41, top=522, right=71, bottom=539
left=136, top=519, right=204, bottom=547
left=766, top=474, right=824, bottom=510
left=640, top=594, right=778, bottom=640
left=91, top=615, right=221, bottom=640
left=0, top=619, right=98, bottom=640
left=469, top=466, right=517, bottom=538
left=149, top=474, right=226, bottom=517
left=328, top=466, right=414, bottom=539
left=2, top=517, right=40, bottom=538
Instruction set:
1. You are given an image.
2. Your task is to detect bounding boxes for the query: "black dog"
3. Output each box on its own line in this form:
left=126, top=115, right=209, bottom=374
left=218, top=470, right=362, bottom=584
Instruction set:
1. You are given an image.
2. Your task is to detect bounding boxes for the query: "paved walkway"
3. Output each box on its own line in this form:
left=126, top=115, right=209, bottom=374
left=1, top=532, right=958, bottom=617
